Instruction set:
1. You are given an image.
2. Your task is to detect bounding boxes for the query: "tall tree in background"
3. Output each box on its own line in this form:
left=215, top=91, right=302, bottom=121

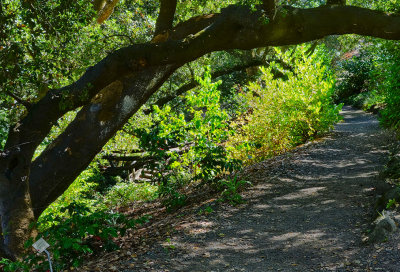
left=1, top=0, right=400, bottom=259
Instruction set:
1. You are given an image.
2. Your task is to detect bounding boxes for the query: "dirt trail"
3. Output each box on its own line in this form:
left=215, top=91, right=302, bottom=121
left=123, top=106, right=400, bottom=272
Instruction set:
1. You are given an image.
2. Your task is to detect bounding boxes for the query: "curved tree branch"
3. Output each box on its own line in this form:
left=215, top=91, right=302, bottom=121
left=96, top=0, right=120, bottom=24
left=5, top=91, right=31, bottom=110
left=29, top=65, right=178, bottom=216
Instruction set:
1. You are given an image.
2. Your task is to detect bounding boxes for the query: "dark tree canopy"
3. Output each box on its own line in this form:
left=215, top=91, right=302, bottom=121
left=1, top=0, right=400, bottom=260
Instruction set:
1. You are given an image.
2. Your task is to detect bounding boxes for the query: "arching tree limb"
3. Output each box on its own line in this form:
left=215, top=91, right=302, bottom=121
left=96, top=0, right=120, bottom=24
left=5, top=91, right=31, bottom=110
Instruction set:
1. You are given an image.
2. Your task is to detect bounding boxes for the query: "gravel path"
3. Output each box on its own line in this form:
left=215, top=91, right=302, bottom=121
left=123, top=106, right=400, bottom=272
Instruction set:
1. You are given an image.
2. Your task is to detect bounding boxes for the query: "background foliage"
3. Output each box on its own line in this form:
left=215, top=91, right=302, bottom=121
left=228, top=46, right=342, bottom=164
left=3, top=0, right=400, bottom=270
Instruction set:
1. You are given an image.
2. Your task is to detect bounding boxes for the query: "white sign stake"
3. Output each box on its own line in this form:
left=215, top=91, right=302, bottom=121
left=32, top=238, right=49, bottom=253
left=33, top=238, right=54, bottom=272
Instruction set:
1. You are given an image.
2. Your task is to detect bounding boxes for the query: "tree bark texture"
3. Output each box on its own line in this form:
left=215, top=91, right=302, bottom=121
left=2, top=3, right=400, bottom=258
left=154, top=0, right=178, bottom=36
left=0, top=150, right=36, bottom=260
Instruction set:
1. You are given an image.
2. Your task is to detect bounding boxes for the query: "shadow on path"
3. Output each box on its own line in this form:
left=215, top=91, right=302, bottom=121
left=125, top=106, right=399, bottom=272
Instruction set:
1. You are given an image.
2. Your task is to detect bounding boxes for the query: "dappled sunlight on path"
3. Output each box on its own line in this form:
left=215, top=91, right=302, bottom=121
left=124, top=106, right=399, bottom=272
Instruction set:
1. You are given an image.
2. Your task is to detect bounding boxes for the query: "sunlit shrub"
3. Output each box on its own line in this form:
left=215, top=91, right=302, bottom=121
left=134, top=67, right=242, bottom=210
left=228, top=48, right=342, bottom=164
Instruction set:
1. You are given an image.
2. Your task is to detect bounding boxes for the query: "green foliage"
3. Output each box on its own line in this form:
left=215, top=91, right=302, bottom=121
left=1, top=202, right=148, bottom=271
left=6, top=207, right=146, bottom=271
left=217, top=176, right=251, bottom=205
left=380, top=63, right=400, bottom=132
left=198, top=206, right=214, bottom=215
left=134, top=67, right=242, bottom=210
left=0, top=167, right=151, bottom=271
left=228, top=46, right=342, bottom=164
left=39, top=204, right=148, bottom=269
left=0, top=108, right=9, bottom=149
left=339, top=40, right=400, bottom=132
left=346, top=89, right=386, bottom=112
left=0, top=0, right=161, bottom=136
left=1, top=0, right=95, bottom=102
left=0, top=258, right=30, bottom=272
left=175, top=0, right=236, bottom=22
left=104, top=181, right=158, bottom=207
left=160, top=184, right=188, bottom=212
left=333, top=52, right=372, bottom=102
left=38, top=169, right=99, bottom=229
left=386, top=198, right=399, bottom=209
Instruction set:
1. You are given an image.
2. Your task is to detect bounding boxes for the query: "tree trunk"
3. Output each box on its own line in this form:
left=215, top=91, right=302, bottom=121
left=0, top=151, right=36, bottom=260
left=29, top=65, right=178, bottom=216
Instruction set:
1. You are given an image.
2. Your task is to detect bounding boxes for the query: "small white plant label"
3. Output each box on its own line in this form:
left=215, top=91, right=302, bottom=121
left=32, top=238, right=50, bottom=253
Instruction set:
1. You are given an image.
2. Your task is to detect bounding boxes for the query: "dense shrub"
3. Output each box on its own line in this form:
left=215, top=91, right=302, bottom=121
left=333, top=52, right=372, bottom=102
left=228, top=47, right=342, bottom=164
left=134, top=68, right=241, bottom=210
left=380, top=63, right=400, bottom=132
left=347, top=41, right=400, bottom=131
left=104, top=181, right=158, bottom=207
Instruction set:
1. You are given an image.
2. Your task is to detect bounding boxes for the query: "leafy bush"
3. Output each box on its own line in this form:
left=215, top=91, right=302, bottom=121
left=104, top=181, right=158, bottom=207
left=134, top=67, right=242, bottom=210
left=333, top=52, right=372, bottom=102
left=0, top=166, right=152, bottom=271
left=1, top=202, right=148, bottom=271
left=228, top=47, right=342, bottom=164
left=37, top=203, right=147, bottom=270
left=347, top=89, right=386, bottom=112
left=380, top=63, right=400, bottom=132
left=38, top=168, right=99, bottom=230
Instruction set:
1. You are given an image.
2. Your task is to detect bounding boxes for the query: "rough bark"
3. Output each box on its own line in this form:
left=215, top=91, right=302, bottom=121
left=29, top=65, right=178, bottom=216
left=2, top=3, right=400, bottom=258
left=96, top=0, right=120, bottom=24
left=154, top=0, right=178, bottom=36
left=0, top=150, right=36, bottom=260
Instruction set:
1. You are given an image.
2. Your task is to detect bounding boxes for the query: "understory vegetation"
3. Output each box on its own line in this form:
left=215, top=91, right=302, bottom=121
left=2, top=0, right=400, bottom=271
left=1, top=44, right=343, bottom=271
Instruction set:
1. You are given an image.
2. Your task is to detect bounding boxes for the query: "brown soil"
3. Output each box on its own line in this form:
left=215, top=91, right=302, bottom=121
left=82, top=106, right=400, bottom=272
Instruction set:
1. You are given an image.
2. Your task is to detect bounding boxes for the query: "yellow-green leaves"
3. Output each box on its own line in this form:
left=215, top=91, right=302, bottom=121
left=228, top=45, right=342, bottom=164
